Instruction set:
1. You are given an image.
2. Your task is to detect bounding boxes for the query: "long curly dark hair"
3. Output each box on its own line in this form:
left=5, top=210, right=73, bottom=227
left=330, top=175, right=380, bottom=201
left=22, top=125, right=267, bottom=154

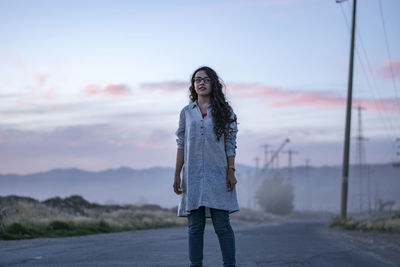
left=189, top=66, right=237, bottom=141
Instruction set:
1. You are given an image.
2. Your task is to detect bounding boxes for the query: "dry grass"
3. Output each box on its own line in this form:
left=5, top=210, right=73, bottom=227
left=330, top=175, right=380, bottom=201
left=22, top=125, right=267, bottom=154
left=3, top=200, right=75, bottom=225
left=330, top=213, right=400, bottom=233
left=84, top=207, right=186, bottom=230
left=0, top=196, right=186, bottom=240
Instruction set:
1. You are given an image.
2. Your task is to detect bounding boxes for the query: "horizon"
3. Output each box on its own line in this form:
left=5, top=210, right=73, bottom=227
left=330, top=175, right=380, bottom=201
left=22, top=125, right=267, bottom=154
left=1, top=160, right=398, bottom=214
left=0, top=161, right=396, bottom=176
left=1, top=0, right=399, bottom=174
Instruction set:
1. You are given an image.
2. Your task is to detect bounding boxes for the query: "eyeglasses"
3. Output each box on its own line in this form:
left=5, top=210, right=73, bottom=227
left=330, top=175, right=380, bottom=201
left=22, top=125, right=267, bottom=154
left=193, top=77, right=211, bottom=84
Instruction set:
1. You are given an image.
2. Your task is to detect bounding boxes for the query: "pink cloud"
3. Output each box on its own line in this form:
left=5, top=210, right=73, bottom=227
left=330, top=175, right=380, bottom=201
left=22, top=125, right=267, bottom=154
left=229, top=83, right=400, bottom=113
left=355, top=98, right=400, bottom=113
left=84, top=84, right=102, bottom=96
left=84, top=83, right=132, bottom=97
left=380, top=60, right=400, bottom=80
left=105, top=84, right=131, bottom=96
left=267, top=91, right=344, bottom=108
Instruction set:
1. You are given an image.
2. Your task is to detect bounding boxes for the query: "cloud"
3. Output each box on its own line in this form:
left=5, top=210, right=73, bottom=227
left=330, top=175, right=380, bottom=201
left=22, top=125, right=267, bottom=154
left=108, top=138, right=125, bottom=148
left=228, top=83, right=400, bottom=113
left=380, top=60, right=400, bottom=80
left=84, top=83, right=132, bottom=97
left=0, top=119, right=394, bottom=174
left=140, top=81, right=188, bottom=93
left=84, top=84, right=102, bottom=96
left=354, top=98, right=400, bottom=113
left=36, top=74, right=48, bottom=87
left=133, top=129, right=171, bottom=149
left=0, top=54, right=26, bottom=70
left=0, top=125, right=175, bottom=174
left=105, top=84, right=131, bottom=96
left=0, top=93, right=20, bottom=99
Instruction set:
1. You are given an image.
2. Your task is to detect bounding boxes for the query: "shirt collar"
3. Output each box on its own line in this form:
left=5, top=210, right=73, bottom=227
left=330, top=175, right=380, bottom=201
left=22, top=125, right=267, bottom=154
left=191, top=100, right=211, bottom=109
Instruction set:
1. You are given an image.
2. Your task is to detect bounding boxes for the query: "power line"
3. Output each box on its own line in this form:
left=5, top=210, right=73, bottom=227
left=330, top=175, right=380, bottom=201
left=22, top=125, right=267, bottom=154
left=339, top=3, right=399, bottom=140
left=352, top=106, right=370, bottom=212
left=342, top=1, right=400, bottom=122
left=378, top=0, right=400, bottom=111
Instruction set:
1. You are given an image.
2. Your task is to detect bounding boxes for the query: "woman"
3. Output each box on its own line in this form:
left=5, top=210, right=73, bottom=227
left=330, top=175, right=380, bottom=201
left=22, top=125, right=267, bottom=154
left=173, top=66, right=239, bottom=267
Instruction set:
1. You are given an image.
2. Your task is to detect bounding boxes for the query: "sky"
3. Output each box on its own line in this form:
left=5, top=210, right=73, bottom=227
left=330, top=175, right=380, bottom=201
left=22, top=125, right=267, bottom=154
left=0, top=0, right=399, bottom=174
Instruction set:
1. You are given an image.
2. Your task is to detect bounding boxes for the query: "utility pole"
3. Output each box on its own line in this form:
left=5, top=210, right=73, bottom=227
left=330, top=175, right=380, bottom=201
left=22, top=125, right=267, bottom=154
left=254, top=156, right=260, bottom=170
left=283, top=149, right=299, bottom=181
left=338, top=0, right=357, bottom=219
left=353, top=106, right=369, bottom=213
left=305, top=159, right=311, bottom=211
left=275, top=151, right=280, bottom=177
left=261, top=144, right=270, bottom=167
left=252, top=139, right=290, bottom=208
left=270, top=149, right=275, bottom=171
left=257, top=138, right=290, bottom=177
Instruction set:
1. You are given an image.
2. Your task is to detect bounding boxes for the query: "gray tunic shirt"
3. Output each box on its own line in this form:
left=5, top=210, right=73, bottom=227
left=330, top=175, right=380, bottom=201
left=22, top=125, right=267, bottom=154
left=175, top=101, right=239, bottom=217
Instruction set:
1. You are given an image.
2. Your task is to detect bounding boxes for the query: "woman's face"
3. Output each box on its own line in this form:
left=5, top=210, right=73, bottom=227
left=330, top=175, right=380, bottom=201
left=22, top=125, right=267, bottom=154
left=193, top=70, right=212, bottom=97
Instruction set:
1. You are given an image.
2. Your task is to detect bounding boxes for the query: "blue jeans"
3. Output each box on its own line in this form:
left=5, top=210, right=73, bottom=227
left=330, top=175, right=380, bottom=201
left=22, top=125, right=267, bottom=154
left=187, top=206, right=236, bottom=267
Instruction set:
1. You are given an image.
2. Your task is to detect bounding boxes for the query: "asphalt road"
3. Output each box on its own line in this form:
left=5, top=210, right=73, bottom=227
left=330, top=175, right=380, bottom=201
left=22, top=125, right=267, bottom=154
left=0, top=220, right=398, bottom=266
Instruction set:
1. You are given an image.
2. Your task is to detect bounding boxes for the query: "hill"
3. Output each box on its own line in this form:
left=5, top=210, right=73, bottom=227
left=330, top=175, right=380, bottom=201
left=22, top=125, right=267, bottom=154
left=0, top=163, right=398, bottom=213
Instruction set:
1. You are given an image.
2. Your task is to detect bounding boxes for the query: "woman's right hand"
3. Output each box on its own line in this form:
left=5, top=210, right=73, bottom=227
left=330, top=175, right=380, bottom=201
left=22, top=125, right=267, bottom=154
left=173, top=175, right=183, bottom=195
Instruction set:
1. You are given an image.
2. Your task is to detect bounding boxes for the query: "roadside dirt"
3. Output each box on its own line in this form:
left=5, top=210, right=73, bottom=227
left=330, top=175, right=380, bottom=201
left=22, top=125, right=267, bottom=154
left=323, top=226, right=400, bottom=266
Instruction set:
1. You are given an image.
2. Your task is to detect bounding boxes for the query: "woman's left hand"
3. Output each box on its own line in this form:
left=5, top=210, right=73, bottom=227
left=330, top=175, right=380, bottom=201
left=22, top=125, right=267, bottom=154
left=227, top=169, right=237, bottom=191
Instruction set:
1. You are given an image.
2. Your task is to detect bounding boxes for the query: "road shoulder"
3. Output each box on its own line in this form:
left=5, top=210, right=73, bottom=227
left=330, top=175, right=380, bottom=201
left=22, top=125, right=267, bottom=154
left=321, top=225, right=400, bottom=266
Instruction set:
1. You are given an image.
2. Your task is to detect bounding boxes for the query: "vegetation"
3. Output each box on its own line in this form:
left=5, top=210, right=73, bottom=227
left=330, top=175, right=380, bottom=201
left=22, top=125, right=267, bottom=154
left=255, top=177, right=294, bottom=215
left=330, top=213, right=400, bottom=233
left=0, top=195, right=186, bottom=240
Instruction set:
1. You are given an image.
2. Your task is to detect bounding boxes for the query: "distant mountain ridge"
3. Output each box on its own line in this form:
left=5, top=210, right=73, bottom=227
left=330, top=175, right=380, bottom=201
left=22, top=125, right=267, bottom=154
left=0, top=166, right=176, bottom=207
left=0, top=163, right=398, bottom=212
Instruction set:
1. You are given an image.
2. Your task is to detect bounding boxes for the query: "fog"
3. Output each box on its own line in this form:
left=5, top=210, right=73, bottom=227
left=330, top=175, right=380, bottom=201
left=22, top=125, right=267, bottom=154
left=0, top=163, right=398, bottom=215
